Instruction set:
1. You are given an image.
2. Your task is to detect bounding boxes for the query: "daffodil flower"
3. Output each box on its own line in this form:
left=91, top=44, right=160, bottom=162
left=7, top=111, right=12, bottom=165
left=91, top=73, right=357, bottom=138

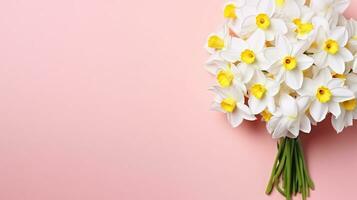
left=332, top=99, right=357, bottom=133
left=240, top=0, right=287, bottom=41
left=298, top=68, right=355, bottom=122
left=205, top=25, right=231, bottom=54
left=247, top=71, right=280, bottom=114
left=210, top=86, right=256, bottom=127
left=206, top=55, right=247, bottom=93
left=265, top=35, right=314, bottom=90
left=313, top=27, right=353, bottom=74
left=221, top=30, right=267, bottom=83
left=267, top=94, right=311, bottom=139
left=287, top=10, right=329, bottom=41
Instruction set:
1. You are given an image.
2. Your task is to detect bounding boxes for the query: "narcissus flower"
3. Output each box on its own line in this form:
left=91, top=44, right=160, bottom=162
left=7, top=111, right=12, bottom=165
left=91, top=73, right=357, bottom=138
left=210, top=86, right=256, bottom=127
left=240, top=0, right=288, bottom=41
left=267, top=94, right=311, bottom=138
left=265, top=35, right=314, bottom=89
left=247, top=71, right=280, bottom=114
left=206, top=55, right=247, bottom=92
left=298, top=69, right=355, bottom=122
left=221, top=30, right=267, bottom=82
left=313, top=27, right=353, bottom=74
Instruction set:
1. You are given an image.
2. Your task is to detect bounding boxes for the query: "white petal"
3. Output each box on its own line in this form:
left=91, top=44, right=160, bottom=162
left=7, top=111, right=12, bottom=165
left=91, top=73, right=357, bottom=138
left=328, top=102, right=341, bottom=118
left=264, top=47, right=281, bottom=65
left=280, top=94, right=298, bottom=117
left=238, top=63, right=255, bottom=83
left=266, top=80, right=280, bottom=96
left=313, top=51, right=328, bottom=67
left=228, top=111, right=243, bottom=127
left=281, top=0, right=300, bottom=20
left=270, top=19, right=288, bottom=35
left=272, top=118, right=291, bottom=139
left=327, top=78, right=344, bottom=89
left=332, top=110, right=346, bottom=133
left=276, top=35, right=292, bottom=56
left=346, top=111, right=353, bottom=126
left=331, top=88, right=355, bottom=102
left=220, top=50, right=241, bottom=63
left=267, top=116, right=280, bottom=134
left=327, top=55, right=345, bottom=74
left=247, top=29, right=265, bottom=52
left=240, top=15, right=258, bottom=36
left=248, top=96, right=268, bottom=114
left=288, top=121, right=300, bottom=138
left=297, top=96, right=311, bottom=113
left=297, top=54, right=314, bottom=70
left=298, top=78, right=316, bottom=96
left=300, top=115, right=311, bottom=133
left=286, top=70, right=303, bottom=90
left=238, top=104, right=256, bottom=121
left=258, top=0, right=275, bottom=16
left=310, top=100, right=328, bottom=122
left=339, top=47, right=353, bottom=62
left=330, top=27, right=348, bottom=46
left=315, top=68, right=332, bottom=85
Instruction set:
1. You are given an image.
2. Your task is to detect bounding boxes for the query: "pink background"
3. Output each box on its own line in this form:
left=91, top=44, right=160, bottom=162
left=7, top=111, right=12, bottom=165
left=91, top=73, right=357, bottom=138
left=0, top=0, right=357, bottom=199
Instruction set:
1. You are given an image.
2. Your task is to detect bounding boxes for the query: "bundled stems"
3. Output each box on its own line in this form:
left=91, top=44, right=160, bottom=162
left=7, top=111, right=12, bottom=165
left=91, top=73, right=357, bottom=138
left=266, top=137, right=314, bottom=200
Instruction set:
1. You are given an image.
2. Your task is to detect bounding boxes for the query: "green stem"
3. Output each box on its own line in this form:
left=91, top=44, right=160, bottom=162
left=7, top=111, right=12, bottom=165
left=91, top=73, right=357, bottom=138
left=265, top=137, right=314, bottom=200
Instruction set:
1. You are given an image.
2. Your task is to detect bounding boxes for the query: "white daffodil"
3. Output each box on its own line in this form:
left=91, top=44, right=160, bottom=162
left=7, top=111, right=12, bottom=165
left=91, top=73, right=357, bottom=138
left=247, top=71, right=280, bottom=114
left=267, top=94, right=311, bottom=139
left=206, top=55, right=247, bottom=93
left=346, top=19, right=357, bottom=54
left=332, top=98, right=357, bottom=133
left=240, top=0, right=287, bottom=41
left=224, top=0, right=259, bottom=35
left=313, top=27, right=353, bottom=74
left=221, top=30, right=267, bottom=83
left=265, top=35, right=314, bottom=89
left=205, top=25, right=231, bottom=54
left=332, top=72, right=357, bottom=132
left=210, top=86, right=256, bottom=127
left=288, top=11, right=329, bottom=41
left=298, top=68, right=355, bottom=122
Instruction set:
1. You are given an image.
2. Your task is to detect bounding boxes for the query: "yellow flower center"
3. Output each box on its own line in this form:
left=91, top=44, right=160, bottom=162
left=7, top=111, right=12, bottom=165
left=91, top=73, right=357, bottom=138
left=217, top=70, right=234, bottom=88
left=208, top=35, right=225, bottom=50
left=241, top=49, right=256, bottom=64
left=341, top=99, right=357, bottom=111
left=261, top=109, right=272, bottom=122
left=293, top=19, right=314, bottom=36
left=316, top=86, right=332, bottom=103
left=224, top=4, right=237, bottom=19
left=221, top=98, right=237, bottom=113
left=250, top=84, right=267, bottom=99
left=323, top=39, right=339, bottom=55
left=256, top=14, right=271, bottom=30
left=276, top=0, right=285, bottom=7
left=283, top=56, right=297, bottom=71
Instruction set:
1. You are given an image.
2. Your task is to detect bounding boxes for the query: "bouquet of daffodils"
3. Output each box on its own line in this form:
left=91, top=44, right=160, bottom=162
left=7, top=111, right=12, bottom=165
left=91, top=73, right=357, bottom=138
left=205, top=0, right=357, bottom=199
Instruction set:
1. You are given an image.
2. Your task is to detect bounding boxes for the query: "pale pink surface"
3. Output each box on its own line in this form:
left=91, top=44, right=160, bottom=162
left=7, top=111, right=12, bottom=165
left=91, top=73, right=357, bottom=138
left=0, top=0, right=357, bottom=199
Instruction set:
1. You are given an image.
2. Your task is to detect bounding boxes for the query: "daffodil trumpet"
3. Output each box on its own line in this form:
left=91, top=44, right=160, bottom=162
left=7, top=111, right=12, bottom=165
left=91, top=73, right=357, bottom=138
left=266, top=137, right=314, bottom=200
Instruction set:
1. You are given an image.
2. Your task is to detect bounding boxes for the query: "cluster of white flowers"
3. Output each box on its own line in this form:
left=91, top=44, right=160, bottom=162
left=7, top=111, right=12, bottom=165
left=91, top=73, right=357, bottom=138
left=206, top=0, right=357, bottom=138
